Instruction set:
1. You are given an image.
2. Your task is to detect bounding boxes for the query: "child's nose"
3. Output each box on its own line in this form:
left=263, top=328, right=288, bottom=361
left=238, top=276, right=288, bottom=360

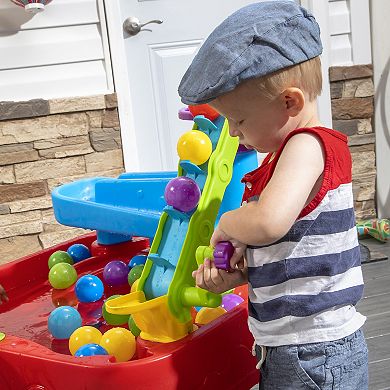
left=228, top=124, right=241, bottom=137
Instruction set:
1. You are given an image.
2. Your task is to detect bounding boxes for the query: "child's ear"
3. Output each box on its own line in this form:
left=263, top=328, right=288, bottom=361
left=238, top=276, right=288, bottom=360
left=280, top=87, right=305, bottom=117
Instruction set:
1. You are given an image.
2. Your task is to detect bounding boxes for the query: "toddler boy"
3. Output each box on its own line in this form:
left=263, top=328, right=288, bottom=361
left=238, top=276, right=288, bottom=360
left=179, top=2, right=368, bottom=389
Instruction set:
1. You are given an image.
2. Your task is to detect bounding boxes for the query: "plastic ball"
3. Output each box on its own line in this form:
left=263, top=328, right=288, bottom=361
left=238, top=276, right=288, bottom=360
left=100, top=328, right=136, bottom=362
left=177, top=130, right=212, bottom=165
left=74, top=343, right=108, bottom=357
left=48, top=306, right=82, bottom=339
left=188, top=104, right=219, bottom=121
left=51, top=287, right=78, bottom=307
left=69, top=326, right=102, bottom=355
left=75, top=275, right=104, bottom=303
left=164, top=177, right=201, bottom=213
left=129, top=255, right=147, bottom=268
left=233, top=285, right=248, bottom=301
left=131, top=279, right=139, bottom=293
left=102, top=295, right=129, bottom=325
left=77, top=299, right=103, bottom=325
left=67, top=244, right=91, bottom=263
left=49, top=263, right=77, bottom=290
left=221, top=293, right=244, bottom=311
left=48, top=250, right=74, bottom=269
left=195, top=307, right=226, bottom=325
left=103, top=260, right=129, bottom=287
left=128, top=315, right=141, bottom=337
left=128, top=265, right=144, bottom=286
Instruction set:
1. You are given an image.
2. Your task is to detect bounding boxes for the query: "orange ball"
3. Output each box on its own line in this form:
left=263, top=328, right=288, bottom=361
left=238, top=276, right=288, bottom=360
left=233, top=285, right=248, bottom=301
left=195, top=306, right=227, bottom=325
left=188, top=104, right=219, bottom=121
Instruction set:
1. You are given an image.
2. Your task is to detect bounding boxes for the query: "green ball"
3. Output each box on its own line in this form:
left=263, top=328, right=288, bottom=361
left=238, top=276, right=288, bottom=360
left=128, top=265, right=144, bottom=286
left=128, top=315, right=141, bottom=337
left=48, top=250, right=74, bottom=270
left=48, top=263, right=77, bottom=289
left=102, top=295, right=130, bottom=325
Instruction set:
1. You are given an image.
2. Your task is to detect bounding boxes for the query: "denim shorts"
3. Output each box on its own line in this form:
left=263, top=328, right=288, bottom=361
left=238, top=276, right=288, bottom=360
left=256, top=329, right=368, bottom=390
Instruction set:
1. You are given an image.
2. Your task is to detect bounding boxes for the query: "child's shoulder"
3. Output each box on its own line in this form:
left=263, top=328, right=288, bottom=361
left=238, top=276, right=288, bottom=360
left=285, top=126, right=348, bottom=147
left=281, top=126, right=350, bottom=164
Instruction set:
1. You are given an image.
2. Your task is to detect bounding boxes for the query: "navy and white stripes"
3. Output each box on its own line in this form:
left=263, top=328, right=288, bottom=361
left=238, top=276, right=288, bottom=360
left=247, top=183, right=366, bottom=346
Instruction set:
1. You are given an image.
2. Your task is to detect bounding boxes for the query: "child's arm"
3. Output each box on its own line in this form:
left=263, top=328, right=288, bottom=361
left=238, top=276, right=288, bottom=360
left=213, top=133, right=325, bottom=247
left=0, top=284, right=8, bottom=304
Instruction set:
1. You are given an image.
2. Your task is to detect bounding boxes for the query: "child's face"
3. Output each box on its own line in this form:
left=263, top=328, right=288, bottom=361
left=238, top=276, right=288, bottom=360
left=210, top=80, right=291, bottom=152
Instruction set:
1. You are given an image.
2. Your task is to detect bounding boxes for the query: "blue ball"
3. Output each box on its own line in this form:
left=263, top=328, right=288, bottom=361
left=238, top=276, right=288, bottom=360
left=129, top=255, right=147, bottom=268
left=48, top=306, right=82, bottom=339
left=74, top=343, right=108, bottom=357
left=75, top=275, right=104, bottom=303
left=67, top=244, right=91, bottom=263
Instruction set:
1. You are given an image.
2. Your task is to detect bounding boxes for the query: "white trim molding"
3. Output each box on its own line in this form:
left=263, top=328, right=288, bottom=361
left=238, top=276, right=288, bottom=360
left=300, top=0, right=333, bottom=128
left=103, top=0, right=141, bottom=171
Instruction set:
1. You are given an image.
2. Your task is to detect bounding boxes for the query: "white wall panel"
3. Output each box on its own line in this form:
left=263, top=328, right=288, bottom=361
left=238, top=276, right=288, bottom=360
left=0, top=25, right=103, bottom=70
left=330, top=34, right=352, bottom=66
left=329, top=0, right=350, bottom=35
left=0, top=0, right=112, bottom=101
left=328, top=0, right=371, bottom=66
left=0, top=0, right=99, bottom=32
left=0, top=61, right=108, bottom=101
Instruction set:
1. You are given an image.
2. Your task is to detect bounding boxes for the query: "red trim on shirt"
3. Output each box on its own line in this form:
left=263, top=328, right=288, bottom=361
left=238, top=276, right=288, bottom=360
left=241, top=127, right=352, bottom=218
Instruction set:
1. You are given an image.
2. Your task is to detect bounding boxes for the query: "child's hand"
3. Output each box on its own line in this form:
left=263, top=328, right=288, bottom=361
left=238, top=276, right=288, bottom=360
left=0, top=284, right=8, bottom=304
left=192, top=258, right=247, bottom=294
left=210, top=225, right=247, bottom=270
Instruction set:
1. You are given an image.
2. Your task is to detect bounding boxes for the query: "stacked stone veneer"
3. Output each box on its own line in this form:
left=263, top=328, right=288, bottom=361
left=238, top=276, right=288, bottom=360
left=329, top=64, right=376, bottom=221
left=0, top=94, right=125, bottom=264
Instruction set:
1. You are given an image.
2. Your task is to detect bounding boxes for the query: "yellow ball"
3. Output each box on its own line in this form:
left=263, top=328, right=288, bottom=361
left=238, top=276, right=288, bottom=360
left=69, top=326, right=102, bottom=355
left=177, top=130, right=212, bottom=165
left=195, top=307, right=227, bottom=325
left=100, top=327, right=136, bottom=362
left=131, top=279, right=139, bottom=293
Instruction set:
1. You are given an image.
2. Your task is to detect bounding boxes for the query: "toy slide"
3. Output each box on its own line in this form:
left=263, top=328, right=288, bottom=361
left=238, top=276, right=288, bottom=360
left=51, top=171, right=177, bottom=245
left=106, top=116, right=239, bottom=342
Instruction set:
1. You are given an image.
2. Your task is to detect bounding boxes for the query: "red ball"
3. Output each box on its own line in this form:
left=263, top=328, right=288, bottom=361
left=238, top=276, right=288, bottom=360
left=188, top=104, right=219, bottom=121
left=233, top=285, right=248, bottom=301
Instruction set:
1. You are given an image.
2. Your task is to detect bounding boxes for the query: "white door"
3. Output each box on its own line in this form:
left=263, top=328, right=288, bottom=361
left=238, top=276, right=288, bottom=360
left=105, top=0, right=267, bottom=171
left=105, top=0, right=331, bottom=172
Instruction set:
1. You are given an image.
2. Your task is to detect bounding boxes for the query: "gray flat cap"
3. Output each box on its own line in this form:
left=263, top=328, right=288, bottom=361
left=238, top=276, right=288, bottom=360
left=178, top=1, right=322, bottom=105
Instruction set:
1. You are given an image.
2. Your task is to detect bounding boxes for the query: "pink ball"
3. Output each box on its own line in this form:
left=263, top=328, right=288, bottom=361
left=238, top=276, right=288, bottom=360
left=221, top=294, right=244, bottom=311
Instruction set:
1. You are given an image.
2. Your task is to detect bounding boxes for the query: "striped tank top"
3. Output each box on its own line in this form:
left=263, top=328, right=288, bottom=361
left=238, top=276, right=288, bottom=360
left=242, top=127, right=366, bottom=346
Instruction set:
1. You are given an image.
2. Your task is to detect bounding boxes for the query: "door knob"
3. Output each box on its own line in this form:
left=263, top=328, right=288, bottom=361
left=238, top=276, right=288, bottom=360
left=123, top=16, right=163, bottom=36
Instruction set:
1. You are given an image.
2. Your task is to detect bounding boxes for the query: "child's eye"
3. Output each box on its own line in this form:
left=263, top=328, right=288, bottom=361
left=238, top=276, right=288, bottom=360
left=238, top=120, right=244, bottom=126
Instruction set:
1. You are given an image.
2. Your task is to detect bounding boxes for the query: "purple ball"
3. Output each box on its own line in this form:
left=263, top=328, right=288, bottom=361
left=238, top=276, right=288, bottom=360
left=164, top=176, right=201, bottom=213
left=103, top=260, right=129, bottom=286
left=221, top=294, right=244, bottom=311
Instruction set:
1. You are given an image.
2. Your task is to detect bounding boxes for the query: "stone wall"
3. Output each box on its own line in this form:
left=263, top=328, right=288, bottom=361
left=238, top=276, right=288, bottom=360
left=0, top=94, right=125, bottom=264
left=329, top=64, right=376, bottom=220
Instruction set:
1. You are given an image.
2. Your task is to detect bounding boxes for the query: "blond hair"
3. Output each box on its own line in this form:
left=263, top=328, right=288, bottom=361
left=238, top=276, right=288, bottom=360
left=255, top=56, right=322, bottom=101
